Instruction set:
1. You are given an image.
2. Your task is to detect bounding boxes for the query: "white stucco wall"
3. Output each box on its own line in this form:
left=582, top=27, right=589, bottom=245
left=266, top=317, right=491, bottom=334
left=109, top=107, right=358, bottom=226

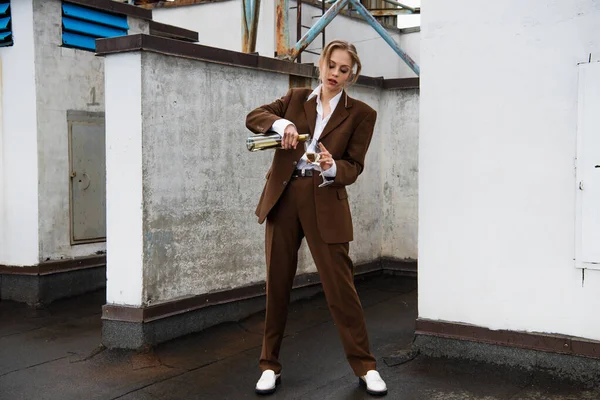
left=33, top=0, right=106, bottom=261
left=105, top=52, right=144, bottom=307
left=148, top=0, right=275, bottom=57
left=0, top=0, right=40, bottom=266
left=150, top=0, right=419, bottom=79
left=419, top=0, right=600, bottom=341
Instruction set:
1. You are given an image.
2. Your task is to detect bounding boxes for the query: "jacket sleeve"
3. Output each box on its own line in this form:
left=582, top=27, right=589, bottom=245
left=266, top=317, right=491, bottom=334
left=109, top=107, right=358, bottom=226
left=333, top=109, right=377, bottom=186
left=246, top=88, right=294, bottom=134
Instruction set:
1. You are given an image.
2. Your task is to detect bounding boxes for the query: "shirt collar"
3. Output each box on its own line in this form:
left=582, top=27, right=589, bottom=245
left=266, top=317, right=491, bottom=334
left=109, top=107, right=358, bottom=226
left=307, top=84, right=343, bottom=112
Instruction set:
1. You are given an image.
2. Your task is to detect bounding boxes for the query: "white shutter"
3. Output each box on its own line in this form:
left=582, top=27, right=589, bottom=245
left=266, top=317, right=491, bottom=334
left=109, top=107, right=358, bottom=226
left=576, top=62, right=600, bottom=269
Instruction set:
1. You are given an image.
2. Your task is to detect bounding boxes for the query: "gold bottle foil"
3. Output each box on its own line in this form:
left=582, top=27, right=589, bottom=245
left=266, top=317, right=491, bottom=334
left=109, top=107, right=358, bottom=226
left=246, top=133, right=310, bottom=152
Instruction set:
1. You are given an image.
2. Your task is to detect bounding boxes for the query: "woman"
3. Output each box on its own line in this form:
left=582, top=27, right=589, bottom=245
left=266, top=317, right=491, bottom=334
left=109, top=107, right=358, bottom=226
left=246, top=39, right=387, bottom=397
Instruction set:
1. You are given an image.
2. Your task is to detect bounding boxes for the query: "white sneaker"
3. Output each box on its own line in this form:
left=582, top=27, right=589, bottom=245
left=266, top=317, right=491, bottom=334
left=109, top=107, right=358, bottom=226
left=255, top=369, right=281, bottom=395
left=359, top=370, right=388, bottom=396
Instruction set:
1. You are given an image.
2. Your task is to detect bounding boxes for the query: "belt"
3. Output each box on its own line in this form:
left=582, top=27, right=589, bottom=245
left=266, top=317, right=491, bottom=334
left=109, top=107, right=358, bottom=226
left=291, top=169, right=315, bottom=178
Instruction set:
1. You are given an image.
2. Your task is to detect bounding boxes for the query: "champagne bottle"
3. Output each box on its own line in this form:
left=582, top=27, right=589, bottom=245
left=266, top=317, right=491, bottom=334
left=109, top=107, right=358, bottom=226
left=246, top=132, right=310, bottom=152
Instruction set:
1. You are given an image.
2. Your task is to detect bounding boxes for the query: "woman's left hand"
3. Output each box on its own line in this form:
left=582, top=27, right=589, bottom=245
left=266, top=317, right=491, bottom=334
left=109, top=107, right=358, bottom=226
left=318, top=143, right=334, bottom=171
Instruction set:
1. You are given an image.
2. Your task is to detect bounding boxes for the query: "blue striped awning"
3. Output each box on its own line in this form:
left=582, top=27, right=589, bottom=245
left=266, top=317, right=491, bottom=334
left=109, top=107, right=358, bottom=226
left=0, top=1, right=12, bottom=47
left=61, top=2, right=129, bottom=51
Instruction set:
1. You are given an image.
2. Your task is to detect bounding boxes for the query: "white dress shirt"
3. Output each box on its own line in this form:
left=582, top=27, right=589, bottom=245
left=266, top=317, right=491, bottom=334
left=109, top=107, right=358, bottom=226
left=270, top=85, right=342, bottom=180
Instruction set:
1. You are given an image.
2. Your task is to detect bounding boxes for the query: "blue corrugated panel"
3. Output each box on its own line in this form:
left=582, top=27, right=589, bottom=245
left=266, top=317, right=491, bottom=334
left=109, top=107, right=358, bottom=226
left=61, top=2, right=129, bottom=51
left=63, top=17, right=126, bottom=38
left=62, top=31, right=96, bottom=51
left=0, top=2, right=12, bottom=47
left=62, top=3, right=128, bottom=30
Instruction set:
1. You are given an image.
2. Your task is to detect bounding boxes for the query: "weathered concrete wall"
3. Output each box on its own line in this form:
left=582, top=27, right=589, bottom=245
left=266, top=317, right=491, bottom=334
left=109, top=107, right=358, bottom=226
left=136, top=52, right=403, bottom=303
left=0, top=0, right=40, bottom=266
left=32, top=0, right=106, bottom=261
left=140, top=53, right=282, bottom=302
left=151, top=0, right=419, bottom=79
left=343, top=85, right=383, bottom=265
left=380, top=88, right=419, bottom=260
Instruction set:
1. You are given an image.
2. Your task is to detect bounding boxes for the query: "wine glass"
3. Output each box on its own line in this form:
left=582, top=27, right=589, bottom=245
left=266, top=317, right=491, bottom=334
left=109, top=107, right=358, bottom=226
left=304, top=138, right=321, bottom=166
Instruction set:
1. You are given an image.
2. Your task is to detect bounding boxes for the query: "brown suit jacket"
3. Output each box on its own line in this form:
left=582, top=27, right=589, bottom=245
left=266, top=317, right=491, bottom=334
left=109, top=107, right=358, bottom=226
left=246, top=87, right=377, bottom=244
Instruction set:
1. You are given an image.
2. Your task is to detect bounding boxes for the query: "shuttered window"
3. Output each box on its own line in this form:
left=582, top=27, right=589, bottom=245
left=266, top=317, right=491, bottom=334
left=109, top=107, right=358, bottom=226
left=0, top=1, right=12, bottom=47
left=62, top=2, right=128, bottom=51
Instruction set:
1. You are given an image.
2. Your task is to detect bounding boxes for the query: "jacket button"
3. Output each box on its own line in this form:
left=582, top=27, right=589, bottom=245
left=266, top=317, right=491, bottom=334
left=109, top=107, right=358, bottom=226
left=292, top=161, right=297, bottom=166
left=283, top=181, right=288, bottom=186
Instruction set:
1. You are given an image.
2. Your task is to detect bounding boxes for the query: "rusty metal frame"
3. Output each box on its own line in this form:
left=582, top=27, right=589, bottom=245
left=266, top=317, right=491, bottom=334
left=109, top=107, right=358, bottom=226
left=291, top=0, right=419, bottom=75
left=275, top=0, right=290, bottom=56
left=242, top=0, right=261, bottom=53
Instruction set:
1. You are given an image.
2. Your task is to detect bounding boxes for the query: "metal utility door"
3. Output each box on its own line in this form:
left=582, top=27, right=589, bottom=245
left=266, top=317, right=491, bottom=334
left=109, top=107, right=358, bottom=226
left=575, top=62, right=600, bottom=269
left=68, top=111, right=106, bottom=244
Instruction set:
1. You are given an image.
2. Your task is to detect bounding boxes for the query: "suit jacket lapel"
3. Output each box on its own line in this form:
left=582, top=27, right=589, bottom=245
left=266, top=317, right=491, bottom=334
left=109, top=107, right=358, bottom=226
left=318, top=94, right=349, bottom=141
left=303, top=95, right=317, bottom=137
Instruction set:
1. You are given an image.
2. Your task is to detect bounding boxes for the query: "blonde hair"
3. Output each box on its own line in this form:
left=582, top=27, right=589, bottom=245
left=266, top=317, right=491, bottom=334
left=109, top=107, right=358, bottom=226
left=318, top=39, right=362, bottom=86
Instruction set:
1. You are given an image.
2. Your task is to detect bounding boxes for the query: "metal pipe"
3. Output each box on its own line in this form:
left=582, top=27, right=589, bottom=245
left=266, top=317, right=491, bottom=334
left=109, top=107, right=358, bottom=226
left=288, top=0, right=349, bottom=60
left=276, top=0, right=290, bottom=57
left=321, top=0, right=325, bottom=50
left=297, top=0, right=302, bottom=63
left=348, top=0, right=419, bottom=75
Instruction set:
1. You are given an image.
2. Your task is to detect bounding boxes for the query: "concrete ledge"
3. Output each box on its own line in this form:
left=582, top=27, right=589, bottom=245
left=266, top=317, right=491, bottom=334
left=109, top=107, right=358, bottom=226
left=101, top=258, right=417, bottom=349
left=95, top=34, right=420, bottom=91
left=414, top=335, right=600, bottom=387
left=102, top=284, right=324, bottom=349
left=149, top=20, right=198, bottom=42
left=415, top=318, right=600, bottom=359
left=66, top=0, right=153, bottom=20
left=0, top=255, right=106, bottom=306
left=415, top=319, right=600, bottom=386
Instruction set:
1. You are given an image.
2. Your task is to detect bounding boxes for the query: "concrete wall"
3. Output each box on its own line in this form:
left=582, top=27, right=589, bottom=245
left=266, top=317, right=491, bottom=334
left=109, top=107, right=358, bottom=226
left=150, top=0, right=420, bottom=79
left=32, top=0, right=107, bottom=261
left=104, top=49, right=418, bottom=305
left=0, top=0, right=40, bottom=266
left=380, top=88, right=418, bottom=260
left=419, top=0, right=600, bottom=341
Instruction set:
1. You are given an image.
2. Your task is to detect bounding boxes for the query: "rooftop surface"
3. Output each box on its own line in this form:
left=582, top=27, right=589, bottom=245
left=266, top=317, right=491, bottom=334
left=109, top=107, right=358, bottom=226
left=0, top=274, right=598, bottom=399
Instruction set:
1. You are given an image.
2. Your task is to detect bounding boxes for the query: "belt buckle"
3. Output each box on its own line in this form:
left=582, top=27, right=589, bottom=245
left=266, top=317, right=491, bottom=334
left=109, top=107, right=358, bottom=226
left=301, top=169, right=306, bottom=177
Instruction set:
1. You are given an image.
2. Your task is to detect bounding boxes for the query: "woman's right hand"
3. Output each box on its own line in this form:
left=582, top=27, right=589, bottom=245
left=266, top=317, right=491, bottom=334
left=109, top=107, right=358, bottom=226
left=282, top=124, right=299, bottom=150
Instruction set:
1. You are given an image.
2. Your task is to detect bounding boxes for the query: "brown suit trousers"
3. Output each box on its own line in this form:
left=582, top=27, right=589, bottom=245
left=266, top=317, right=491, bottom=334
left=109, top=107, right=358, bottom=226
left=260, top=174, right=377, bottom=376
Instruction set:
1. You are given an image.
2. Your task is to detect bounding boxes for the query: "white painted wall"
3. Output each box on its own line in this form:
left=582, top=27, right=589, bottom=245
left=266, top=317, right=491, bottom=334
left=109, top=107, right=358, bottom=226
left=148, top=0, right=275, bottom=57
left=151, top=0, right=419, bottom=79
left=395, top=0, right=420, bottom=29
left=0, top=0, right=40, bottom=266
left=419, top=0, right=600, bottom=341
left=575, top=62, right=600, bottom=270
left=104, top=53, right=144, bottom=307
